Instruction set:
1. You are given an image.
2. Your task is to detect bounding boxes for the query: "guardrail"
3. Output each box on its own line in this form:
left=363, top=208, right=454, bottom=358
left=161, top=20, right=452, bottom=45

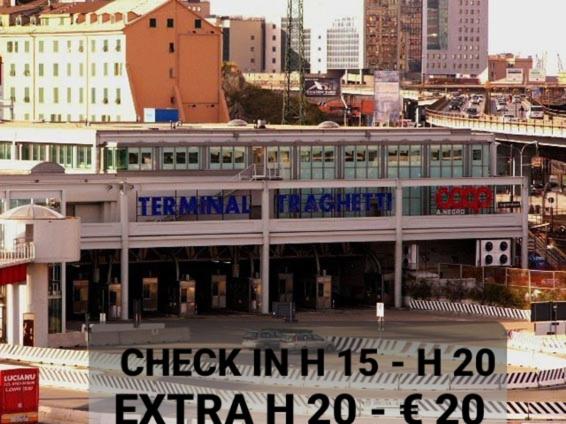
left=0, top=242, right=35, bottom=268
left=427, top=110, right=566, bottom=138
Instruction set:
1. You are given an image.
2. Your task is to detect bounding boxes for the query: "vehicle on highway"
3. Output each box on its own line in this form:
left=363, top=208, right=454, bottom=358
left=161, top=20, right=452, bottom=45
left=527, top=105, right=544, bottom=119
left=512, top=95, right=522, bottom=104
left=503, top=113, right=517, bottom=123
left=279, top=332, right=336, bottom=352
left=471, top=96, right=481, bottom=105
left=529, top=183, right=544, bottom=196
left=496, top=103, right=507, bottom=112
left=465, top=107, right=480, bottom=119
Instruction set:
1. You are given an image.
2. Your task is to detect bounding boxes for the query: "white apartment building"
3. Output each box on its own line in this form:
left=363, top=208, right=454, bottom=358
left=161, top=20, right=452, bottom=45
left=423, top=0, right=489, bottom=78
left=1, top=31, right=135, bottom=123
left=326, top=17, right=364, bottom=73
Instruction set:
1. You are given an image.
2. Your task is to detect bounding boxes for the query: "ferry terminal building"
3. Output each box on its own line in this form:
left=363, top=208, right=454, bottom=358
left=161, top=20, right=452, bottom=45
left=0, top=123, right=528, bottom=345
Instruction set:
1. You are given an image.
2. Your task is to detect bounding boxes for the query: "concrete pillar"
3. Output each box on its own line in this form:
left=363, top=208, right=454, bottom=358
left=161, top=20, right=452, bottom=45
left=521, top=177, right=529, bottom=269
left=261, top=182, right=270, bottom=314
left=394, top=182, right=404, bottom=309
left=120, top=185, right=129, bottom=320
left=5, top=284, right=20, bottom=345
left=61, top=263, right=67, bottom=333
left=60, top=190, right=67, bottom=334
left=25, top=263, right=49, bottom=347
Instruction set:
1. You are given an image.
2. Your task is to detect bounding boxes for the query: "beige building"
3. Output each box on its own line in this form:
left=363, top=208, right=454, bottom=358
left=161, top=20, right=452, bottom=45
left=218, top=17, right=264, bottom=73
left=0, top=0, right=229, bottom=124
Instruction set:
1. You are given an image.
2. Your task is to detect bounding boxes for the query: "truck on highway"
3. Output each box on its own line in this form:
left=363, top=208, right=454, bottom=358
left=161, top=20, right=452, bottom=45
left=527, top=105, right=545, bottom=119
left=0, top=365, right=39, bottom=423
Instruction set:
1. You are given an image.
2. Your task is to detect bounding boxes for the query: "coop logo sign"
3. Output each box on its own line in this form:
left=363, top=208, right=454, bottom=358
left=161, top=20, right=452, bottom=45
left=435, top=186, right=494, bottom=215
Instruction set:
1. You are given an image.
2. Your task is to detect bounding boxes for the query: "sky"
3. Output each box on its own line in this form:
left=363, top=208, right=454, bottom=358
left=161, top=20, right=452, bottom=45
left=209, top=0, right=565, bottom=74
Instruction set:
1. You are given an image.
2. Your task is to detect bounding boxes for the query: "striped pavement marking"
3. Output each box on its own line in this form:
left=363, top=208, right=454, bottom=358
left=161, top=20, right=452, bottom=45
left=408, top=299, right=531, bottom=320
left=3, top=337, right=565, bottom=392
left=38, top=366, right=566, bottom=421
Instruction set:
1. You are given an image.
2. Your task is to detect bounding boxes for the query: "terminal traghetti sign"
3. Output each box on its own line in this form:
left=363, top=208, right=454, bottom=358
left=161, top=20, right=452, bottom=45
left=138, top=195, right=251, bottom=217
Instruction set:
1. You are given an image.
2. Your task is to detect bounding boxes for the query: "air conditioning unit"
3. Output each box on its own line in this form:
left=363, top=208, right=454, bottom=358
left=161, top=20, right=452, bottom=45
left=476, top=239, right=512, bottom=267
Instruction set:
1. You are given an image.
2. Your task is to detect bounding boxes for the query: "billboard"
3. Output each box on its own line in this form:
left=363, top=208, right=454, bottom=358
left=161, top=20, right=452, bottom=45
left=304, top=77, right=341, bottom=97
left=506, top=68, right=524, bottom=83
left=373, top=71, right=401, bottom=126
left=529, top=69, right=546, bottom=83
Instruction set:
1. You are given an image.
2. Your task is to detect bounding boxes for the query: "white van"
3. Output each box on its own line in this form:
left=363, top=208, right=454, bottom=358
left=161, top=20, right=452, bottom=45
left=527, top=105, right=544, bottom=119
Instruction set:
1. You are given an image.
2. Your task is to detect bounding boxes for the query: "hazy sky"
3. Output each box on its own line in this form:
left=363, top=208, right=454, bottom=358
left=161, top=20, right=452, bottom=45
left=210, top=0, right=565, bottom=74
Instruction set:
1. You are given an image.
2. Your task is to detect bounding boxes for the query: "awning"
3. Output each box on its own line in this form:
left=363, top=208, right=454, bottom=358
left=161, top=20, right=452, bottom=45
left=0, top=264, right=27, bottom=285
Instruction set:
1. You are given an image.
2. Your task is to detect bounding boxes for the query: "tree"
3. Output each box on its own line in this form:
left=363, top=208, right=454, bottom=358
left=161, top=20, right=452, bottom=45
left=222, top=62, right=327, bottom=125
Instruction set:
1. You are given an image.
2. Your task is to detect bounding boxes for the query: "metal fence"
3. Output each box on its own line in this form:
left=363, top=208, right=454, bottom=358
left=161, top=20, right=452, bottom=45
left=419, top=262, right=566, bottom=291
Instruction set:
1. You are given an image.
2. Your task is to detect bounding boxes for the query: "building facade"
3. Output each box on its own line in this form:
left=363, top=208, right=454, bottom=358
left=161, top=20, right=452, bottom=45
left=365, top=0, right=424, bottom=80
left=488, top=54, right=534, bottom=83
left=326, top=17, right=365, bottom=73
left=265, top=22, right=282, bottom=73
left=0, top=0, right=228, bottom=124
left=423, top=0, right=489, bottom=79
left=0, top=123, right=528, bottom=346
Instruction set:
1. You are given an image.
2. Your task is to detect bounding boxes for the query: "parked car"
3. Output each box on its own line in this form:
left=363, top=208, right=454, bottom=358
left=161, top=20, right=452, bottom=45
left=279, top=332, right=335, bottom=352
left=242, top=329, right=284, bottom=349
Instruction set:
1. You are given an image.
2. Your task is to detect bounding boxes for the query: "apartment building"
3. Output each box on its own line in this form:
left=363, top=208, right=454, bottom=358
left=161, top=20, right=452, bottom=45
left=365, top=0, right=424, bottom=80
left=423, top=0, right=489, bottom=78
left=216, top=16, right=281, bottom=73
left=0, top=0, right=229, bottom=123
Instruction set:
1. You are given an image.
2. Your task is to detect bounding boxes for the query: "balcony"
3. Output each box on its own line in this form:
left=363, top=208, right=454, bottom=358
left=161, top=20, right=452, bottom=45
left=0, top=242, right=36, bottom=269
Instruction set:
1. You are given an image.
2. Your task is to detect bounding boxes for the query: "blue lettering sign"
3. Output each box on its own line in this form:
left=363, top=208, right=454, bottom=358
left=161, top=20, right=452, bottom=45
left=139, top=197, right=150, bottom=216
left=138, top=191, right=394, bottom=218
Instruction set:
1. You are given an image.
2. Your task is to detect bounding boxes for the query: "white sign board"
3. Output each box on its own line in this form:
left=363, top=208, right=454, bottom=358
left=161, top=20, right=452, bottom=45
left=143, top=108, right=156, bottom=123
left=506, top=68, right=524, bottom=84
left=374, top=71, right=401, bottom=126
left=529, top=69, right=546, bottom=83
left=376, top=302, right=385, bottom=318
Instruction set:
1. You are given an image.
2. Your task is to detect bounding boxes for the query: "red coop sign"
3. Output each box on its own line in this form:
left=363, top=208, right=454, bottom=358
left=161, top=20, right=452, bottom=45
left=436, top=186, right=494, bottom=215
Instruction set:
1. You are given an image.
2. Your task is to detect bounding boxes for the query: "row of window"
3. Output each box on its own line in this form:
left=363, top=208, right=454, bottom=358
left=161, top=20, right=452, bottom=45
left=9, top=86, right=122, bottom=105
left=14, top=143, right=92, bottom=168
left=4, top=142, right=491, bottom=176
left=5, top=39, right=122, bottom=54
left=148, top=17, right=202, bottom=29
left=12, top=113, right=120, bottom=123
left=101, top=144, right=491, bottom=179
left=7, top=62, right=124, bottom=78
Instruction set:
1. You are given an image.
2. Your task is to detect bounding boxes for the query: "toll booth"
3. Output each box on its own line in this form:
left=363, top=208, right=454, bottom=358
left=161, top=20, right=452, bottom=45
left=179, top=278, right=196, bottom=317
left=211, top=275, right=227, bottom=309
left=72, top=280, right=89, bottom=315
left=22, top=313, right=34, bottom=347
left=142, top=277, right=158, bottom=312
left=278, top=273, right=293, bottom=303
left=249, top=277, right=262, bottom=313
left=316, top=274, right=332, bottom=310
left=108, top=282, right=122, bottom=320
